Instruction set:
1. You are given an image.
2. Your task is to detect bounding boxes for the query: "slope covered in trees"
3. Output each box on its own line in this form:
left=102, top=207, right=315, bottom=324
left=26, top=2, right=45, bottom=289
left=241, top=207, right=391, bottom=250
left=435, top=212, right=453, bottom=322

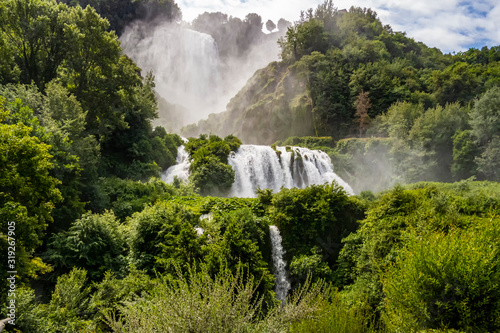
left=183, top=1, right=500, bottom=145
left=183, top=0, right=500, bottom=192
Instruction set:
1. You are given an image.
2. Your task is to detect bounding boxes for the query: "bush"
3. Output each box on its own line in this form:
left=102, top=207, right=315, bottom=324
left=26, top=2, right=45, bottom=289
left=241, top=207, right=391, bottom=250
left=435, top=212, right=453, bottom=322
left=186, top=134, right=239, bottom=196
left=127, top=201, right=203, bottom=274
left=270, top=183, right=364, bottom=271
left=190, top=156, right=235, bottom=196
left=289, top=288, right=377, bottom=333
left=382, top=218, right=500, bottom=331
left=45, top=211, right=127, bottom=280
left=105, top=266, right=262, bottom=333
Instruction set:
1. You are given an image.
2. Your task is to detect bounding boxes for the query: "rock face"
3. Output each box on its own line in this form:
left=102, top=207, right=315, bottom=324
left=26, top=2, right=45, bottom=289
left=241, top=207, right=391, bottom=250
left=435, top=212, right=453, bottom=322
left=182, top=61, right=316, bottom=145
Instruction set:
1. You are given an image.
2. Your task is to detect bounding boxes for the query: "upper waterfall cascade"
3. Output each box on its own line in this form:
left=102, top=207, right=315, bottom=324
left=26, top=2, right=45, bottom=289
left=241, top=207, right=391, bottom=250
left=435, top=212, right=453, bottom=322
left=162, top=144, right=354, bottom=197
left=120, top=22, right=221, bottom=121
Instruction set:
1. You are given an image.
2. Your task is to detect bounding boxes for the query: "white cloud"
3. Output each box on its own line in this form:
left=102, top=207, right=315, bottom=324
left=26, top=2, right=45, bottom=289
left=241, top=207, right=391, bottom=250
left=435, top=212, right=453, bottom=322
left=178, top=0, right=500, bottom=53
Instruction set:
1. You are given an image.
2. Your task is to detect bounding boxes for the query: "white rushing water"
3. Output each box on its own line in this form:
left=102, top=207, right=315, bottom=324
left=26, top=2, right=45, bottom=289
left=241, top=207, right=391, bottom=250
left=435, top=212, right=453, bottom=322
left=162, top=144, right=354, bottom=197
left=161, top=145, right=190, bottom=183
left=269, top=225, right=291, bottom=304
left=121, top=22, right=222, bottom=124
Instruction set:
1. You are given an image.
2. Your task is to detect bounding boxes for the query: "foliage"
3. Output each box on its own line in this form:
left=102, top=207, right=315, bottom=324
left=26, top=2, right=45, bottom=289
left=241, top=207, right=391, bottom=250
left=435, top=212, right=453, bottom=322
left=383, top=219, right=500, bottom=331
left=0, top=99, right=61, bottom=305
left=268, top=183, right=364, bottom=287
left=289, top=288, right=377, bottom=333
left=105, top=265, right=339, bottom=333
left=60, top=0, right=181, bottom=35
left=93, top=176, right=184, bottom=220
left=336, top=181, right=500, bottom=317
left=105, top=265, right=264, bottom=333
left=45, top=211, right=127, bottom=280
left=0, top=0, right=178, bottom=181
left=452, top=130, right=479, bottom=179
left=469, top=86, right=500, bottom=145
left=13, top=268, right=96, bottom=333
left=475, top=136, right=500, bottom=181
left=204, top=208, right=274, bottom=301
left=289, top=248, right=333, bottom=283
left=89, top=268, right=158, bottom=331
left=186, top=135, right=237, bottom=196
left=127, top=201, right=203, bottom=275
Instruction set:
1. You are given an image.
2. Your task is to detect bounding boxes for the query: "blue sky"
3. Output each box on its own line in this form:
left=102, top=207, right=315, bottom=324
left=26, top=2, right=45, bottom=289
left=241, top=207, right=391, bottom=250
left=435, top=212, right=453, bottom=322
left=178, top=0, right=500, bottom=53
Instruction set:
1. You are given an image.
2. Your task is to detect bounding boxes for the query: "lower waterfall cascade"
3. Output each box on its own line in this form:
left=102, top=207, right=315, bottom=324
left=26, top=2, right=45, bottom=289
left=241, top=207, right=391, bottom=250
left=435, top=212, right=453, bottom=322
left=269, top=225, right=291, bottom=304
left=161, top=144, right=354, bottom=197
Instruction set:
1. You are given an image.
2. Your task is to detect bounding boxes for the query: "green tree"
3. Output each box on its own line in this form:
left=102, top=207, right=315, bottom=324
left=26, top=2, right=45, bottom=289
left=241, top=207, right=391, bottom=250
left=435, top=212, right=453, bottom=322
left=0, top=98, right=61, bottom=304
left=269, top=183, right=363, bottom=277
left=0, top=0, right=69, bottom=89
left=186, top=135, right=237, bottom=196
left=431, top=61, right=482, bottom=106
left=475, top=136, right=500, bottom=181
left=204, top=211, right=274, bottom=300
left=127, top=201, right=202, bottom=275
left=469, top=86, right=500, bottom=145
left=45, top=211, right=127, bottom=280
left=452, top=130, right=479, bottom=179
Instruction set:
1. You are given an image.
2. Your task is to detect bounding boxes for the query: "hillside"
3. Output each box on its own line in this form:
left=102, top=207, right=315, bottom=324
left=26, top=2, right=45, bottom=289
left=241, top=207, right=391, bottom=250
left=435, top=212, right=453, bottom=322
left=182, top=2, right=500, bottom=145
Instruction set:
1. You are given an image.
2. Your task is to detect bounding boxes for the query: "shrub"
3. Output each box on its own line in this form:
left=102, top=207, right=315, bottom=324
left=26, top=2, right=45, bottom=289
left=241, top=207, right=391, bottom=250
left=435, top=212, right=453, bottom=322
left=382, top=218, right=500, bottom=331
left=45, top=211, right=127, bottom=280
left=105, top=266, right=262, bottom=333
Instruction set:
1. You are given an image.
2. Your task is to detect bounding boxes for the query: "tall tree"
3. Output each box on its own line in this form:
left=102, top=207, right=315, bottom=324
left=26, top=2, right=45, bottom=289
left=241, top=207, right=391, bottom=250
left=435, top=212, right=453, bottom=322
left=354, top=90, right=371, bottom=137
left=265, top=19, right=276, bottom=33
left=1, top=98, right=61, bottom=300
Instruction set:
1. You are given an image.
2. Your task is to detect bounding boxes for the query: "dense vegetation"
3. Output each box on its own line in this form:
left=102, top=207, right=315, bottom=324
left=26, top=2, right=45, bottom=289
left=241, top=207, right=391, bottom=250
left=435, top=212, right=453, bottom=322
left=184, top=134, right=242, bottom=196
left=58, top=0, right=181, bottom=35
left=1, top=0, right=500, bottom=332
left=183, top=1, right=500, bottom=191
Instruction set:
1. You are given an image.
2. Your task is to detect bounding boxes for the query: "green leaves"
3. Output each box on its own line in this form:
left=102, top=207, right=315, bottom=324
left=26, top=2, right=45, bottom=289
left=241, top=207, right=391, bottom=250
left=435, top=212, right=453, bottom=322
left=46, top=211, right=127, bottom=280
left=186, top=135, right=238, bottom=196
left=383, top=219, right=500, bottom=331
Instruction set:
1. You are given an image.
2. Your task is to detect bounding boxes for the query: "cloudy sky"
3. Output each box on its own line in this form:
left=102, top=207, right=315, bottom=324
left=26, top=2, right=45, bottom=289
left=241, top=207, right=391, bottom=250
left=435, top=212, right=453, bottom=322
left=178, top=0, right=500, bottom=54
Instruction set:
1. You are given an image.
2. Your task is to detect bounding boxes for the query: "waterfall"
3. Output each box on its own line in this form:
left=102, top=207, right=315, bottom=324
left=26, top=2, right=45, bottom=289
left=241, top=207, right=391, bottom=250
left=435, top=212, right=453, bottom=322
left=120, top=22, right=221, bottom=125
left=228, top=145, right=354, bottom=196
left=162, top=144, right=354, bottom=196
left=161, top=145, right=190, bottom=183
left=269, top=225, right=290, bottom=304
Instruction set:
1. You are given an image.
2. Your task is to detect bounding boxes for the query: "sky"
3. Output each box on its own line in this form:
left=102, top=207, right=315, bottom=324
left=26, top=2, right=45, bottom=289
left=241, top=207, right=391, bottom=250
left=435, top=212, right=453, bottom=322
left=177, top=0, right=500, bottom=54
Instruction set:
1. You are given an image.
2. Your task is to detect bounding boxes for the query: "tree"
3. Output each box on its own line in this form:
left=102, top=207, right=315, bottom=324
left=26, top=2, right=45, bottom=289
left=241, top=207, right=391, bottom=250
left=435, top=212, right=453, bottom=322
left=383, top=221, right=500, bottom=331
left=128, top=201, right=202, bottom=274
left=469, top=86, right=500, bottom=145
left=1, top=98, right=61, bottom=303
left=186, top=135, right=237, bottom=196
left=431, top=62, right=482, bottom=106
left=46, top=211, right=127, bottom=280
left=277, top=18, right=291, bottom=32
left=354, top=90, right=371, bottom=137
left=475, top=136, right=500, bottom=181
left=279, top=19, right=328, bottom=62
left=0, top=0, right=69, bottom=89
left=266, top=19, right=276, bottom=33
left=452, top=130, right=479, bottom=179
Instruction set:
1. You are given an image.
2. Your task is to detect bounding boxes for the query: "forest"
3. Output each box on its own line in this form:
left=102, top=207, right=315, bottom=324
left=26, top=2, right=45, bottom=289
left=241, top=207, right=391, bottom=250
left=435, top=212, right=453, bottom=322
left=1, top=0, right=500, bottom=332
